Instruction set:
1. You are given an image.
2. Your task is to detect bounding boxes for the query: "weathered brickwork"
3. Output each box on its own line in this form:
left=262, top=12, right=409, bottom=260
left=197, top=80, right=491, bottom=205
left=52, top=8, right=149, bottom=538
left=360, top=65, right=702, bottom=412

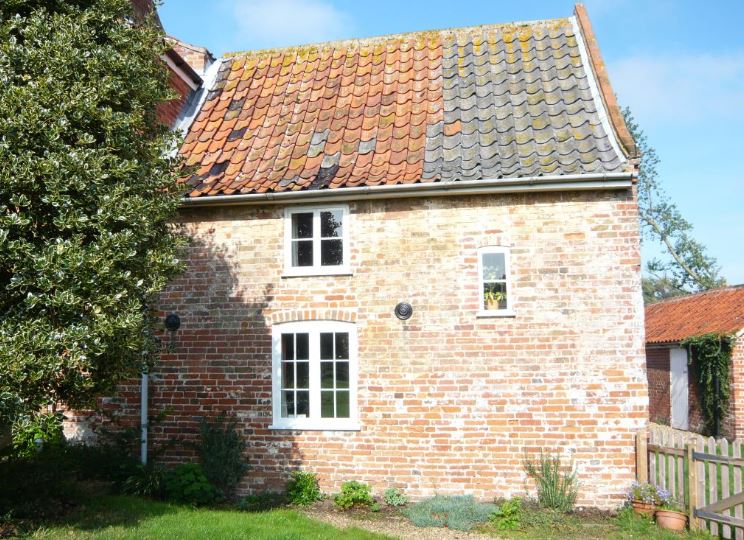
left=156, top=67, right=192, bottom=128
left=646, top=347, right=670, bottom=425
left=730, top=337, right=744, bottom=439
left=111, top=189, right=646, bottom=508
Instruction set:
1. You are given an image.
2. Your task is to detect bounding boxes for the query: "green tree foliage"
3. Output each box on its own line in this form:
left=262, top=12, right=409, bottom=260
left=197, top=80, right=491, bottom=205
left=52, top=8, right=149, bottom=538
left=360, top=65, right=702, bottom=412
left=0, top=0, right=183, bottom=423
left=623, top=108, right=725, bottom=302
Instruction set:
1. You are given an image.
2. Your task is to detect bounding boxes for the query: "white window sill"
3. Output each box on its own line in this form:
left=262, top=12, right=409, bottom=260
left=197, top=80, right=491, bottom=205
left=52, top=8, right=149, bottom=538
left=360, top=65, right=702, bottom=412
left=269, top=421, right=361, bottom=431
left=282, top=267, right=352, bottom=278
left=477, top=310, right=516, bottom=318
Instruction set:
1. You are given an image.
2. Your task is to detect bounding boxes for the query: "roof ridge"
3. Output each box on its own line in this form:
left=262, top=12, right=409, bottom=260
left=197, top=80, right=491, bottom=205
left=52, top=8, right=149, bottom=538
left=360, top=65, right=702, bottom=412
left=650, top=284, right=744, bottom=306
left=223, top=16, right=572, bottom=58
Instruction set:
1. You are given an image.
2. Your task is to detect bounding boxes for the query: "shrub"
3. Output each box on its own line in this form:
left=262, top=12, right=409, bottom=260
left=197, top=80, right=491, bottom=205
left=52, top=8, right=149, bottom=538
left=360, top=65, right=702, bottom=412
left=122, top=463, right=166, bottom=498
left=490, top=497, right=523, bottom=530
left=11, top=412, right=64, bottom=458
left=383, top=487, right=408, bottom=507
left=197, top=413, right=248, bottom=498
left=403, top=495, right=496, bottom=531
left=334, top=481, right=374, bottom=509
left=286, top=470, right=323, bottom=506
left=163, top=463, right=217, bottom=506
left=237, top=492, right=287, bottom=512
left=524, top=451, right=578, bottom=512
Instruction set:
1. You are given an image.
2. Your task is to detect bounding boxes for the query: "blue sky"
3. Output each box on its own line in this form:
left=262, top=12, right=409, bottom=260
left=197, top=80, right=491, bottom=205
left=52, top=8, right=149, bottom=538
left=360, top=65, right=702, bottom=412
left=160, top=0, right=744, bottom=284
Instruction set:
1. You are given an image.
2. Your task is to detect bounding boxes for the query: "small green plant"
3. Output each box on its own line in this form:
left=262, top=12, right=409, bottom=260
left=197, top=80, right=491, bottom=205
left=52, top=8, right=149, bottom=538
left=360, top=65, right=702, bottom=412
left=197, top=412, right=249, bottom=498
left=286, top=470, right=323, bottom=506
left=122, top=463, right=166, bottom=498
left=163, top=463, right=218, bottom=506
left=11, top=412, right=64, bottom=458
left=626, top=481, right=660, bottom=505
left=524, top=451, right=578, bottom=512
left=334, top=481, right=374, bottom=509
left=403, top=495, right=496, bottom=531
left=371, top=502, right=381, bottom=512
left=490, top=497, right=523, bottom=530
left=383, top=487, right=408, bottom=507
left=237, top=492, right=286, bottom=512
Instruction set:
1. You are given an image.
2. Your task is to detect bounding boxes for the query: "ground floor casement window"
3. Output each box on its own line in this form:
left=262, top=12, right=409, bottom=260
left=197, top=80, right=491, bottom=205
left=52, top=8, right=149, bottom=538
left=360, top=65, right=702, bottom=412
left=271, top=321, right=359, bottom=430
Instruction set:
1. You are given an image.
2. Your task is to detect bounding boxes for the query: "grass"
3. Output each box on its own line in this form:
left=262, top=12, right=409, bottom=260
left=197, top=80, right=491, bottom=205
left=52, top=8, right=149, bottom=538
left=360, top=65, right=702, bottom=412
left=477, top=507, right=714, bottom=540
left=28, top=495, right=392, bottom=540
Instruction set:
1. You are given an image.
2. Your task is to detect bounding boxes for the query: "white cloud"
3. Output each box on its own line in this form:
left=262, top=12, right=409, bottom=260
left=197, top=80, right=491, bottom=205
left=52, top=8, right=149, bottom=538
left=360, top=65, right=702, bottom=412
left=226, top=0, right=354, bottom=50
left=609, top=53, right=744, bottom=124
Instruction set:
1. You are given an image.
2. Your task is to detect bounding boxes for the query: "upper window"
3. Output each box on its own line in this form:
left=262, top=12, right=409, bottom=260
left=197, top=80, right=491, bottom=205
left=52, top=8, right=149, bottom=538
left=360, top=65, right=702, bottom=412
left=271, top=321, right=358, bottom=430
left=478, top=247, right=513, bottom=316
left=284, top=206, right=350, bottom=276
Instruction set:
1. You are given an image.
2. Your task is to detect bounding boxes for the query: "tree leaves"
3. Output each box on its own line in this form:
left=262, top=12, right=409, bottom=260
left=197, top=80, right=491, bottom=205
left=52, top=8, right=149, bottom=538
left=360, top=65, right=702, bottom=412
left=0, top=0, right=184, bottom=422
left=623, top=107, right=726, bottom=302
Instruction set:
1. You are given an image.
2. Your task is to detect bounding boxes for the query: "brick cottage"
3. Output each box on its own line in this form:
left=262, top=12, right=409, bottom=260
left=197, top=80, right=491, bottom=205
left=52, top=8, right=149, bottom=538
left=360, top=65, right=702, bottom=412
left=72, top=3, right=649, bottom=508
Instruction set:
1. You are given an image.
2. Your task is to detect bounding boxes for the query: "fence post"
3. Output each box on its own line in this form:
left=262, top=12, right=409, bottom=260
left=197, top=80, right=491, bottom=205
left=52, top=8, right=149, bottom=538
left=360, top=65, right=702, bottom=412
left=686, top=442, right=699, bottom=530
left=637, top=428, right=648, bottom=483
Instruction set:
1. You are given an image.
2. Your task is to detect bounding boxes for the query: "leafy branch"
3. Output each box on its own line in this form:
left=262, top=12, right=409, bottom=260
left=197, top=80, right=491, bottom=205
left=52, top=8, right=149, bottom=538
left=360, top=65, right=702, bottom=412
left=623, top=108, right=725, bottom=302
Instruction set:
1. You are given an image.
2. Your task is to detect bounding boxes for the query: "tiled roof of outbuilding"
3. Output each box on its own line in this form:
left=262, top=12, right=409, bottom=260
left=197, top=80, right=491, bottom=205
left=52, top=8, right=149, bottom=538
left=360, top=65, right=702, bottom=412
left=179, top=5, right=634, bottom=197
left=646, top=286, right=744, bottom=344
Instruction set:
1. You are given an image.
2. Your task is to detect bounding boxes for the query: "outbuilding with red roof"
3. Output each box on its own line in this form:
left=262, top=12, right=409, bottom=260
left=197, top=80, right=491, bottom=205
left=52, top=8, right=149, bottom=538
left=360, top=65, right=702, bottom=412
left=645, top=286, right=744, bottom=438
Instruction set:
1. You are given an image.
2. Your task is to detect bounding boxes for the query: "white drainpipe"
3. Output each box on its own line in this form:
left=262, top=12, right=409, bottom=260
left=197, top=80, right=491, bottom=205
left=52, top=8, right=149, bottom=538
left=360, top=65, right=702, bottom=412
left=140, top=371, right=148, bottom=465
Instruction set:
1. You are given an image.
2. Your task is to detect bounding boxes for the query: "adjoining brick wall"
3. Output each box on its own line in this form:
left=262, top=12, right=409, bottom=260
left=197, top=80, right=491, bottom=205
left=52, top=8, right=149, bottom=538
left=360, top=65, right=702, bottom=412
left=646, top=347, right=670, bottom=425
left=156, top=66, right=192, bottom=127
left=728, top=337, right=744, bottom=439
left=108, top=189, right=646, bottom=509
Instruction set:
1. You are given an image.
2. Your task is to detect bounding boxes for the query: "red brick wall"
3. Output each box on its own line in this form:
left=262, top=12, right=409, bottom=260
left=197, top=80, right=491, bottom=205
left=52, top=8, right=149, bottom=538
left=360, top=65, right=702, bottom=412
left=107, top=189, right=647, bottom=509
left=156, top=66, right=192, bottom=127
left=646, top=347, right=670, bottom=425
left=731, top=338, right=744, bottom=439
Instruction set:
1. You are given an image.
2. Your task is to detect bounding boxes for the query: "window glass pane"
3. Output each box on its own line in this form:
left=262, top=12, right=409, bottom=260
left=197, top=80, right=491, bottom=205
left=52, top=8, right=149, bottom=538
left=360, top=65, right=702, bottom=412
left=296, top=361, right=309, bottom=388
left=320, top=333, right=333, bottom=360
left=295, top=333, right=309, bottom=360
left=482, top=252, right=506, bottom=281
left=320, top=239, right=343, bottom=266
left=320, top=362, right=334, bottom=389
left=282, top=390, right=294, bottom=417
left=336, top=362, right=349, bottom=389
left=296, top=391, right=310, bottom=416
left=483, top=281, right=508, bottom=310
left=335, top=333, right=349, bottom=360
left=320, top=210, right=343, bottom=238
left=336, top=391, right=350, bottom=418
left=292, top=240, right=313, bottom=267
left=281, top=334, right=294, bottom=360
left=321, top=391, right=334, bottom=418
left=282, top=362, right=294, bottom=389
left=291, top=212, right=313, bottom=239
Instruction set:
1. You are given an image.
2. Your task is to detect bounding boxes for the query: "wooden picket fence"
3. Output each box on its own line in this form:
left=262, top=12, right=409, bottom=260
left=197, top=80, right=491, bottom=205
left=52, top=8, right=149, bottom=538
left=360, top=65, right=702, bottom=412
left=638, top=423, right=744, bottom=539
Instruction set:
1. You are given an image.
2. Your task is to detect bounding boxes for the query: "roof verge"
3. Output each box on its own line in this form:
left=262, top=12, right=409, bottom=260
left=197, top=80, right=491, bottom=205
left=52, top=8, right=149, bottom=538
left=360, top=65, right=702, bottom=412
left=573, top=3, right=637, bottom=159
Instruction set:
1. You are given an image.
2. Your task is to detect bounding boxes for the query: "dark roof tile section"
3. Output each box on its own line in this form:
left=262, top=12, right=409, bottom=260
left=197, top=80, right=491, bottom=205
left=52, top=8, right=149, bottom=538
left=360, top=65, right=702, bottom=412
left=646, top=286, right=744, bottom=344
left=180, top=17, right=628, bottom=197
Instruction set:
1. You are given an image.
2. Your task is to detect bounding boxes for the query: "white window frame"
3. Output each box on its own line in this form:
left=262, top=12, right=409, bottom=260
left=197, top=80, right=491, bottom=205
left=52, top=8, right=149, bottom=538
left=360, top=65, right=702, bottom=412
left=283, top=205, right=351, bottom=277
left=477, top=246, right=515, bottom=318
left=270, top=320, right=359, bottom=431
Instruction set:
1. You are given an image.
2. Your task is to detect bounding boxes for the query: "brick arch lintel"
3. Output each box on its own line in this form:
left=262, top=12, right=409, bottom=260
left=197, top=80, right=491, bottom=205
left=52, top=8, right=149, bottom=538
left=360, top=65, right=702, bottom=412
left=265, top=309, right=357, bottom=325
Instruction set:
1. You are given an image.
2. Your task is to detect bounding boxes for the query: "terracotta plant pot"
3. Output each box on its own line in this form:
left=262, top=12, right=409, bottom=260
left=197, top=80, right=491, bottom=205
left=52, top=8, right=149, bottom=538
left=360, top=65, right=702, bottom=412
left=631, top=500, right=656, bottom=517
left=655, top=509, right=687, bottom=531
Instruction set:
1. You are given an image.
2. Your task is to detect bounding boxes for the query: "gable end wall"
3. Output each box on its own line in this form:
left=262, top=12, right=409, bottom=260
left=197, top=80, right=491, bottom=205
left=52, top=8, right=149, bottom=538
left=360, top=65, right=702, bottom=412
left=110, top=188, right=646, bottom=508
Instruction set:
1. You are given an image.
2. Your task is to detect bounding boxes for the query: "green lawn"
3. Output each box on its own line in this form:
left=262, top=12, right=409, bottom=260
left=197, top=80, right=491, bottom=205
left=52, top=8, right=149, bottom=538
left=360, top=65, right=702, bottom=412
left=29, top=495, right=391, bottom=540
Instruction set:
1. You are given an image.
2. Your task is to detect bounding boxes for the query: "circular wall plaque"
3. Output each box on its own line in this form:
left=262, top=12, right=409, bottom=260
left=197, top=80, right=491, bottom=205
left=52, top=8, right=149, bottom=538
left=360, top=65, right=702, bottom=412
left=394, top=302, right=413, bottom=320
left=164, top=313, right=181, bottom=332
